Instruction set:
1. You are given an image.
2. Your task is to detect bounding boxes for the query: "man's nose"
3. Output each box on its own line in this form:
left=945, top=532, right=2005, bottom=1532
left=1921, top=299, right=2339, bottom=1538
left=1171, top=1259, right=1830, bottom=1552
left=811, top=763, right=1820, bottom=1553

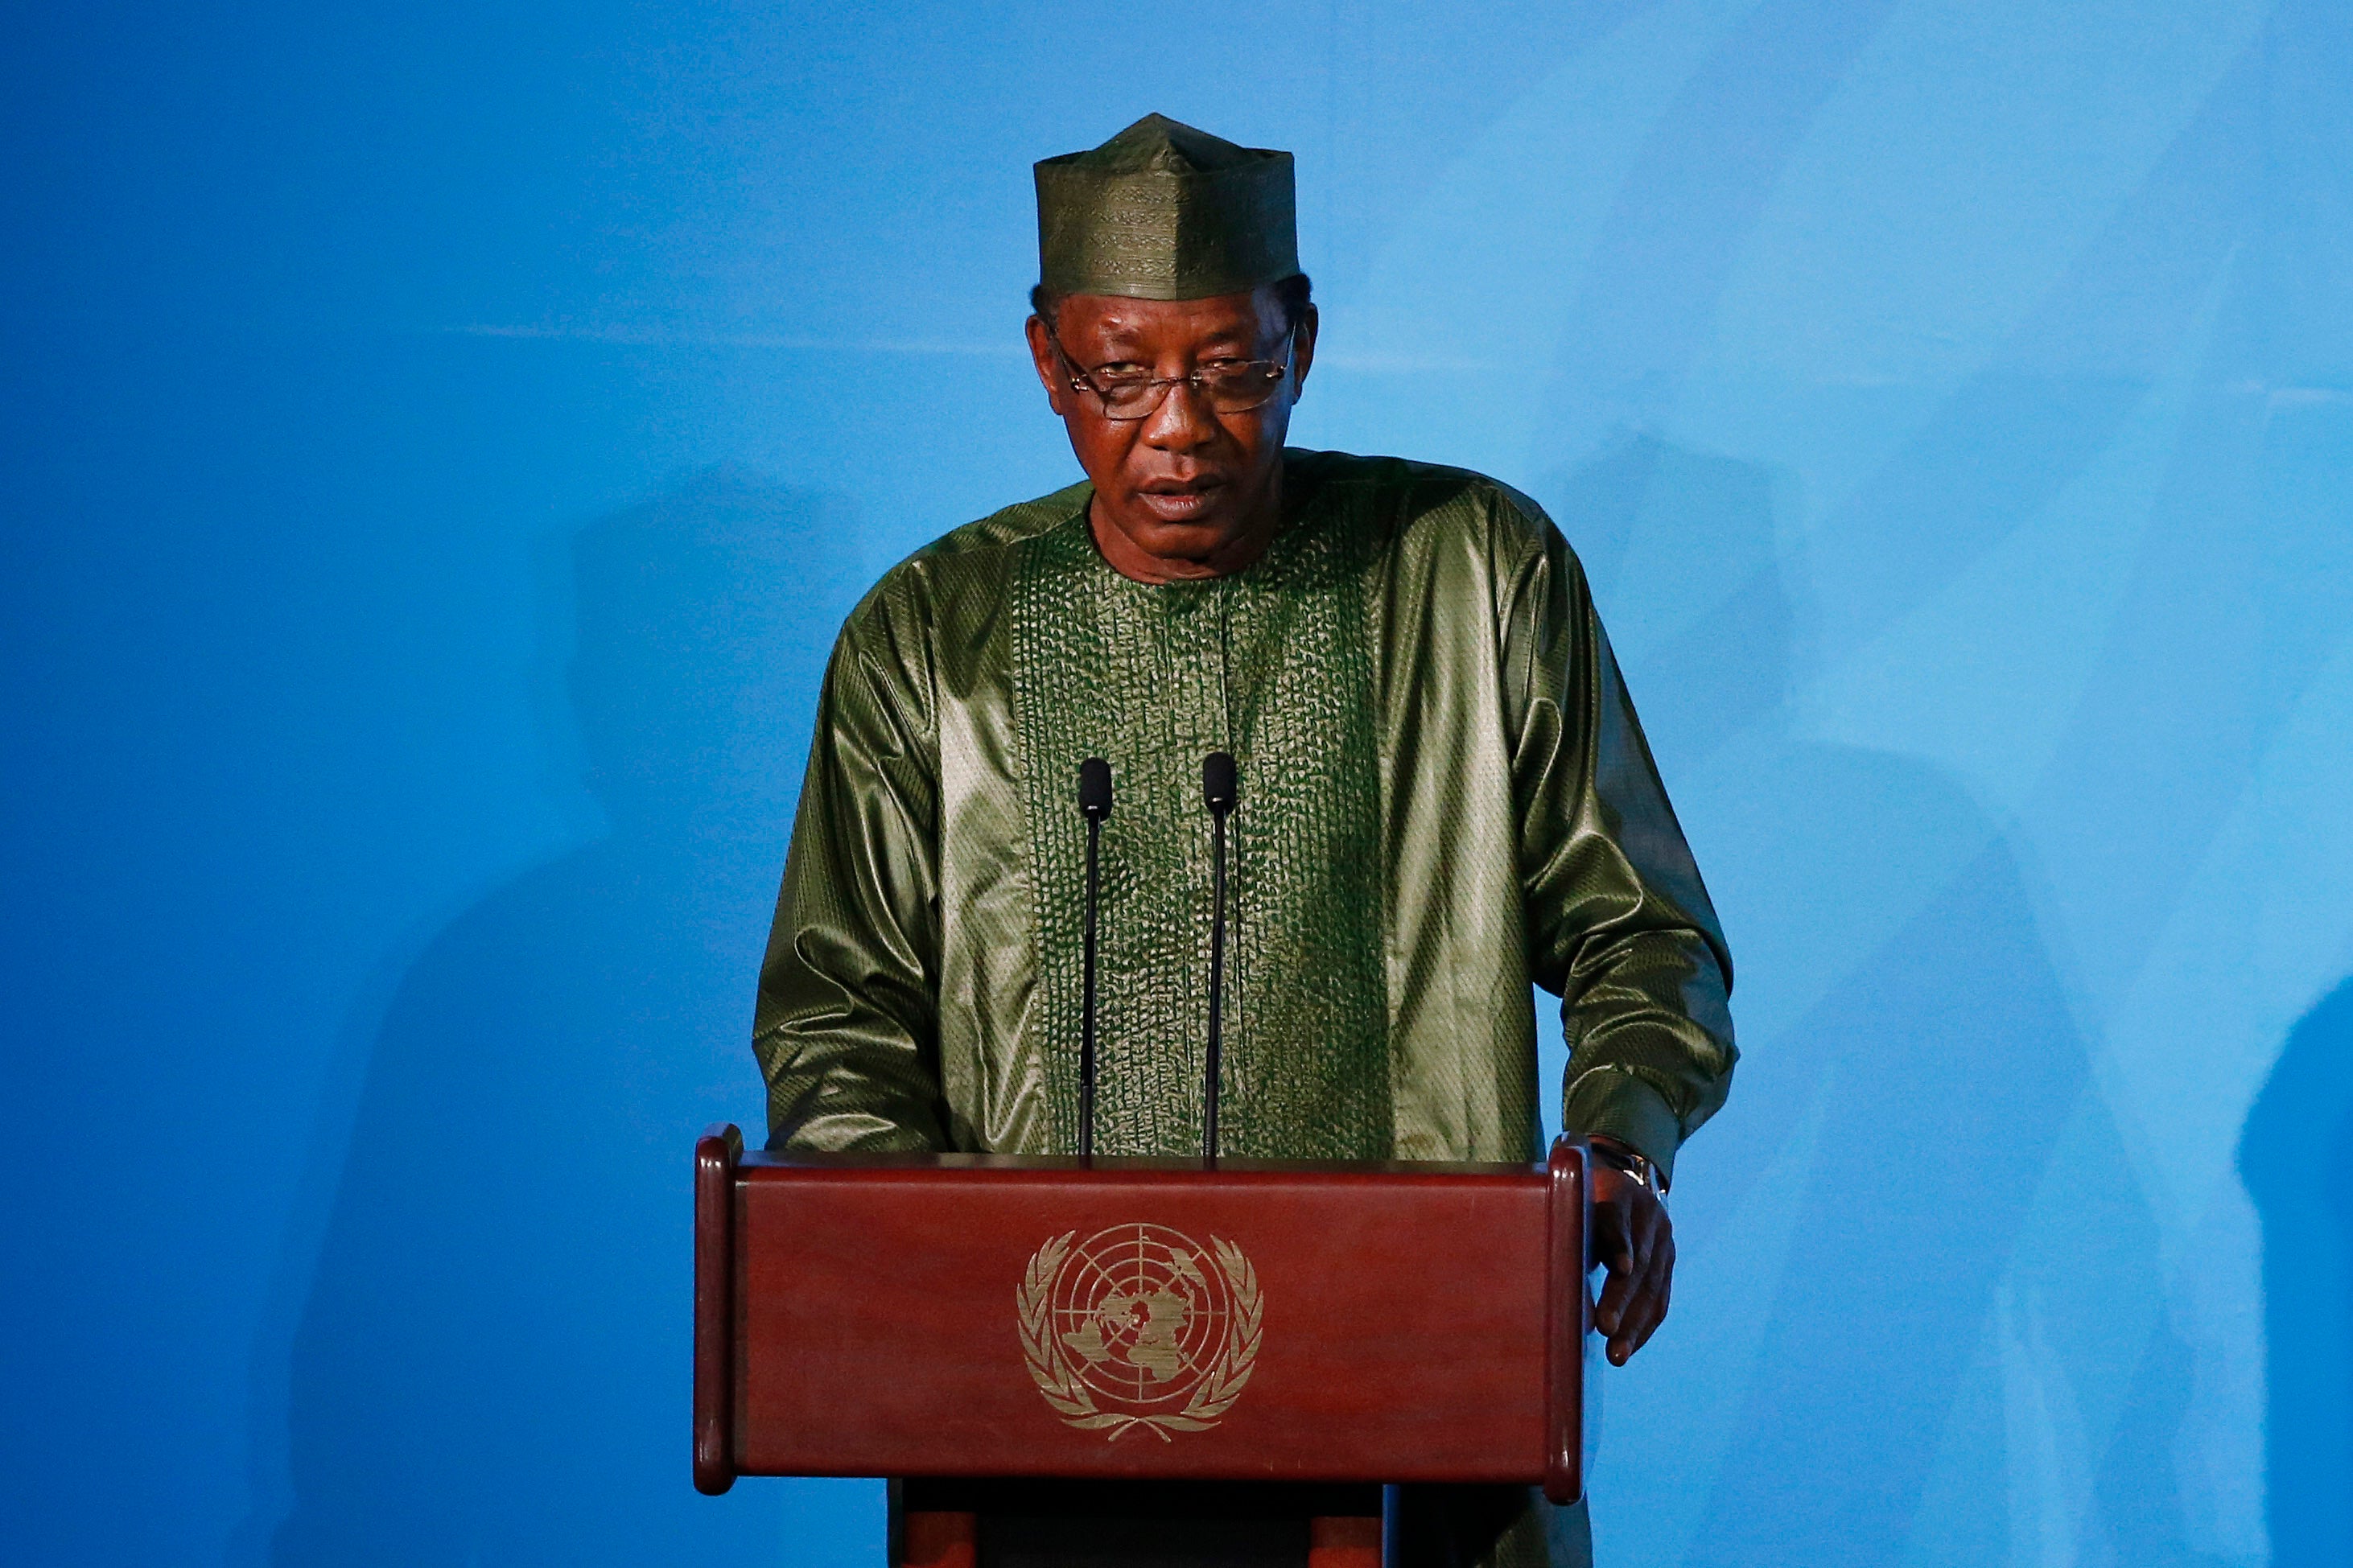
left=1139, top=375, right=1220, bottom=451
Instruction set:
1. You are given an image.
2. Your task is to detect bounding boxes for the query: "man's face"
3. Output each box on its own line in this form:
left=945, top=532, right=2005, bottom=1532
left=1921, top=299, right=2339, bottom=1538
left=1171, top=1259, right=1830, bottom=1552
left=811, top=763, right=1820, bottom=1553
left=1025, top=286, right=1317, bottom=578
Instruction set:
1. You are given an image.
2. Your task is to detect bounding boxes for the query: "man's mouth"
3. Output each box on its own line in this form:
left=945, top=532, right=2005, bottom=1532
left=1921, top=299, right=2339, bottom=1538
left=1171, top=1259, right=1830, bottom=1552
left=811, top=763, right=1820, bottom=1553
left=1135, top=478, right=1225, bottom=522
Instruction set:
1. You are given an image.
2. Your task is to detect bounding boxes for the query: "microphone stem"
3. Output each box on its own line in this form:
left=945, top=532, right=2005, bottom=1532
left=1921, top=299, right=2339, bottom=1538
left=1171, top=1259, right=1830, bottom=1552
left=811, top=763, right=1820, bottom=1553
left=1080, top=813, right=1102, bottom=1161
left=1205, top=809, right=1227, bottom=1163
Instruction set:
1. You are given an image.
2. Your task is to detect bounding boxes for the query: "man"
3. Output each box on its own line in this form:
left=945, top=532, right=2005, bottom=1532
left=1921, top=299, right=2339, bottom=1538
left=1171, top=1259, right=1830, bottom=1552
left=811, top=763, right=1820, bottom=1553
left=754, top=114, right=1736, bottom=1567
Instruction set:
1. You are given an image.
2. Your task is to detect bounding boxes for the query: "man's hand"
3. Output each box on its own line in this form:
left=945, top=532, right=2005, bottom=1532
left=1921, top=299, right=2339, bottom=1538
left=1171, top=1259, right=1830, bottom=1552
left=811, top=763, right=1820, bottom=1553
left=1589, top=1154, right=1674, bottom=1366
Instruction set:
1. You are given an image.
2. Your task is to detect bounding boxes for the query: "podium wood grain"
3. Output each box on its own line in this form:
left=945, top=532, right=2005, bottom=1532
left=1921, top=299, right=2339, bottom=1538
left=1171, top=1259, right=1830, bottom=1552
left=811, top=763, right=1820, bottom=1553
left=694, top=1129, right=1589, bottom=1504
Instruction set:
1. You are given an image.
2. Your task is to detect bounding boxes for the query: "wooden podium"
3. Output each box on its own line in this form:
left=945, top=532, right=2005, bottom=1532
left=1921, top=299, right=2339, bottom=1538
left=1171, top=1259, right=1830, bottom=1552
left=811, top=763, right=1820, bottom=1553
left=694, top=1125, right=1592, bottom=1566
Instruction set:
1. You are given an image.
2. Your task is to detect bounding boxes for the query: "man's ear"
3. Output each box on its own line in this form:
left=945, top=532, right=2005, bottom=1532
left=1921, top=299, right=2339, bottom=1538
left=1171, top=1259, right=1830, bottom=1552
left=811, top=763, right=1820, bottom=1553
left=1024, top=315, right=1069, bottom=417
left=1288, top=303, right=1319, bottom=398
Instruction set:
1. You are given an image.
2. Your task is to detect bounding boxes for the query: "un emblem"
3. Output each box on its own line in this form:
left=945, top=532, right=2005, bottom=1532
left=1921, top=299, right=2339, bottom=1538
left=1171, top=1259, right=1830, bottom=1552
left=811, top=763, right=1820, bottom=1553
left=1017, top=1224, right=1263, bottom=1442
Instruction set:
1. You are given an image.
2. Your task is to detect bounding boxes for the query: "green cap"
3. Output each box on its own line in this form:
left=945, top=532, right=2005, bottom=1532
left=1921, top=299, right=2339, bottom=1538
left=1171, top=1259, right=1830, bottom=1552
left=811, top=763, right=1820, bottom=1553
left=1034, top=114, right=1300, bottom=301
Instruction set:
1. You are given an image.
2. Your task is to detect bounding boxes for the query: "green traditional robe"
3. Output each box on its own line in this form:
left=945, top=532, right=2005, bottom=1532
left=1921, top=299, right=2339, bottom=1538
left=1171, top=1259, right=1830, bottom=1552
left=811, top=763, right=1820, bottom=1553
left=757, top=449, right=1732, bottom=1175
left=755, top=450, right=1736, bottom=1568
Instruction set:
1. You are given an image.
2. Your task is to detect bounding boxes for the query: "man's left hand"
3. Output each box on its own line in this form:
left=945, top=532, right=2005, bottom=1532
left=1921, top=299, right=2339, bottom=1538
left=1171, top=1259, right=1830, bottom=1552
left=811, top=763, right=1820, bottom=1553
left=1589, top=1155, right=1673, bottom=1366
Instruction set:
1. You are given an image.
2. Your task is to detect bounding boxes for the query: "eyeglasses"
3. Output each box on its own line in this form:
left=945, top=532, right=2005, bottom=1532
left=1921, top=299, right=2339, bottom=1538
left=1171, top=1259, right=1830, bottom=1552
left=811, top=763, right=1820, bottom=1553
left=1044, top=319, right=1296, bottom=421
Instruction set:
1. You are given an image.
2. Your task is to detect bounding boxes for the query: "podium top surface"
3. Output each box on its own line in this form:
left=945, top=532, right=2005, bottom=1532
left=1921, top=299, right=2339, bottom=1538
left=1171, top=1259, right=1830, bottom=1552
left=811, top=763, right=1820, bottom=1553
left=741, top=1148, right=1547, bottom=1181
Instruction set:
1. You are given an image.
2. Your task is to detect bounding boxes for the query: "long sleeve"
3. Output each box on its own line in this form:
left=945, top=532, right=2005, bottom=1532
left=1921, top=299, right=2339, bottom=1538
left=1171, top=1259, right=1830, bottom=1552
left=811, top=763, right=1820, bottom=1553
left=1502, top=514, right=1737, bottom=1185
left=752, top=598, right=948, bottom=1150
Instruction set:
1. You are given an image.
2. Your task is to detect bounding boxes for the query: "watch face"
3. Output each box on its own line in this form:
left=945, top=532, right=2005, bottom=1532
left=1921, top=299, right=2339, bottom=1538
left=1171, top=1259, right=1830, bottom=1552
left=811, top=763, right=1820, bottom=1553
left=1594, top=1143, right=1661, bottom=1196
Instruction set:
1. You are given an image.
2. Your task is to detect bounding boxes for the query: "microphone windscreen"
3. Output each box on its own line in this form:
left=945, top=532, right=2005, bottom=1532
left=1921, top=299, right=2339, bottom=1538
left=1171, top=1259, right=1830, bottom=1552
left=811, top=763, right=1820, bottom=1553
left=1078, top=756, right=1114, bottom=817
left=1202, top=751, right=1238, bottom=813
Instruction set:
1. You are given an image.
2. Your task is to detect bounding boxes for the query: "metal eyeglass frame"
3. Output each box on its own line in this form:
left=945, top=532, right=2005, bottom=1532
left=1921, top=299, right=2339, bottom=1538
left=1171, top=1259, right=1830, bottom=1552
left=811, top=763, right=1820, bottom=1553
left=1040, top=315, right=1298, bottom=421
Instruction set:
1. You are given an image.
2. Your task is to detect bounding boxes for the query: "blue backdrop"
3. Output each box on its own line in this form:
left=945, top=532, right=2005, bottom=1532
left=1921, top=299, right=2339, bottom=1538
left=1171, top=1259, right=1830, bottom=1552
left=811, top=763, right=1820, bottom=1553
left=4, top=3, right=2348, bottom=1565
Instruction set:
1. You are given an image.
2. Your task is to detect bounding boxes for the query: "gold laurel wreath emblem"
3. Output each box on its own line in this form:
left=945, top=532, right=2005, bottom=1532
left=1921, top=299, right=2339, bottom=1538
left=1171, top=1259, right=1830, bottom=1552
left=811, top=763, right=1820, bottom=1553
left=1016, top=1229, right=1263, bottom=1442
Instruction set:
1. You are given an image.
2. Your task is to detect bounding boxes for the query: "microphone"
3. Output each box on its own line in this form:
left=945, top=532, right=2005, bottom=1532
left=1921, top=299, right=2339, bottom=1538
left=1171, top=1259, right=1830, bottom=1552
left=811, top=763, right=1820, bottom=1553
left=1201, top=751, right=1238, bottom=1162
left=1077, top=758, right=1113, bottom=1159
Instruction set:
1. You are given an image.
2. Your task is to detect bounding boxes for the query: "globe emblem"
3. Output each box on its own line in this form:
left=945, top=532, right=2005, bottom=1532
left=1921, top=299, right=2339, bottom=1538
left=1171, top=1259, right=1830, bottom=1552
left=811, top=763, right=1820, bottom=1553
left=1050, top=1224, right=1230, bottom=1406
left=1018, top=1224, right=1264, bottom=1440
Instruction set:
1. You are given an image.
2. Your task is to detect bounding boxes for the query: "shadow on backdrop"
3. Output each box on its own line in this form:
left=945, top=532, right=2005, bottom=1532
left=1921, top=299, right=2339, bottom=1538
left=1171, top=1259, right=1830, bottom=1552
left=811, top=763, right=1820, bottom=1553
left=1544, top=435, right=2204, bottom=1566
left=262, top=467, right=876, bottom=1566
left=2240, top=978, right=2353, bottom=1566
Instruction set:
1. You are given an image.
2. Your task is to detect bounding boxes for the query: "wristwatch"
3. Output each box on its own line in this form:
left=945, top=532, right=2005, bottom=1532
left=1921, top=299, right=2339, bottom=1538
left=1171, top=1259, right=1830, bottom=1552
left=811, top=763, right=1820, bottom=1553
left=1587, top=1135, right=1667, bottom=1200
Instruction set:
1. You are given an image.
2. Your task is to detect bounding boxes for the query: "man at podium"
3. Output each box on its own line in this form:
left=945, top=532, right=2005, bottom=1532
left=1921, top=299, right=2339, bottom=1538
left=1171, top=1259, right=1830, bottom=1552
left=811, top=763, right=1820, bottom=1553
left=752, top=114, right=1737, bottom=1568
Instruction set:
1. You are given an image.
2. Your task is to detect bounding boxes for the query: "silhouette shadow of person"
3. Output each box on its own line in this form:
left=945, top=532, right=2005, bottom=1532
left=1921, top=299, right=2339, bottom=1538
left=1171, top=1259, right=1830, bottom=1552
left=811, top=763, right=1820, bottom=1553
left=1541, top=434, right=2203, bottom=1566
left=266, top=466, right=876, bottom=1566
left=2240, top=977, right=2353, bottom=1565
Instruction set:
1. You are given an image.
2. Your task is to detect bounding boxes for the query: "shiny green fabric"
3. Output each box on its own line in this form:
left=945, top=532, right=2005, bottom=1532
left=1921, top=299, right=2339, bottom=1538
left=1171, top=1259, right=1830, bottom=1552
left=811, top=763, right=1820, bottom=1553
left=755, top=450, right=1736, bottom=1181
left=1034, top=113, right=1300, bottom=301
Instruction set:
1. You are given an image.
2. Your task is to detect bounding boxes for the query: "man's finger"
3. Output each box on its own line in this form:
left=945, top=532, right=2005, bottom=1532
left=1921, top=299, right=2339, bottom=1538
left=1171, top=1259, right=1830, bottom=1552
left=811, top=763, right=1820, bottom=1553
left=1593, top=1258, right=1633, bottom=1338
left=1610, top=1274, right=1668, bottom=1360
left=1627, top=1203, right=1658, bottom=1277
left=1597, top=1253, right=1659, bottom=1350
left=1623, top=1278, right=1667, bottom=1352
left=1603, top=1200, right=1637, bottom=1277
left=1622, top=1233, right=1672, bottom=1344
left=1603, top=1204, right=1675, bottom=1362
